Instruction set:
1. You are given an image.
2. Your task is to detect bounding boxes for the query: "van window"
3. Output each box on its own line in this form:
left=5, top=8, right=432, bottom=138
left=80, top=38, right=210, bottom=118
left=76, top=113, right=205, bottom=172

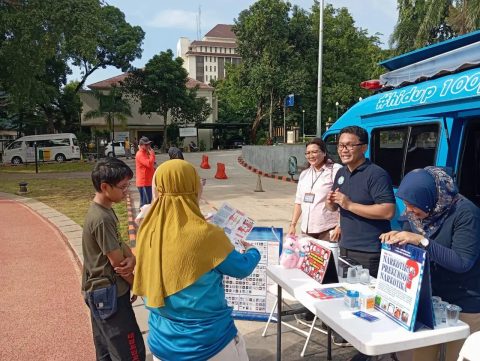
left=372, top=127, right=408, bottom=186
left=457, top=121, right=480, bottom=207
left=324, top=133, right=341, bottom=164
left=404, top=125, right=439, bottom=175
left=8, top=141, right=23, bottom=150
left=51, top=138, right=70, bottom=146
left=372, top=124, right=439, bottom=187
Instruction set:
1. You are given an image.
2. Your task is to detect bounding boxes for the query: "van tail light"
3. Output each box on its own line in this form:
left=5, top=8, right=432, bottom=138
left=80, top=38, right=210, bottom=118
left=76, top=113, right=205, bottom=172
left=360, top=79, right=382, bottom=90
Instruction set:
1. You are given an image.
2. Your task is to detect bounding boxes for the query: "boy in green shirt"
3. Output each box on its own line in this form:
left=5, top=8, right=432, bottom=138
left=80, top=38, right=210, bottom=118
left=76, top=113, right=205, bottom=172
left=82, top=158, right=145, bottom=361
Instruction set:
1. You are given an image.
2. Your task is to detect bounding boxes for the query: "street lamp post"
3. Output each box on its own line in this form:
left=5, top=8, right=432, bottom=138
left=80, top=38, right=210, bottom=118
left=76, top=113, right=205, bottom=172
left=302, top=109, right=305, bottom=142
left=335, top=101, right=339, bottom=120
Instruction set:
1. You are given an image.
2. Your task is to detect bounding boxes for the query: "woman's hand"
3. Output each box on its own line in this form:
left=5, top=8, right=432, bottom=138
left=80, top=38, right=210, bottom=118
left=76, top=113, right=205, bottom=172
left=240, top=240, right=256, bottom=252
left=330, top=225, right=341, bottom=242
left=380, top=231, right=422, bottom=246
left=287, top=223, right=297, bottom=236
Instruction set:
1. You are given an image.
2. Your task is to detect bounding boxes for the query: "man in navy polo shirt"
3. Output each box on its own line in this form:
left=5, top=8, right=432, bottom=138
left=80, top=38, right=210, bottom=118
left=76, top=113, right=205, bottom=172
left=326, top=125, right=395, bottom=278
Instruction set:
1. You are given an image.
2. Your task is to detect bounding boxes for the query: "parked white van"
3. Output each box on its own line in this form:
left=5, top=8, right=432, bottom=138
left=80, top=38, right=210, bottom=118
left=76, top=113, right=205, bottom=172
left=3, top=133, right=81, bottom=165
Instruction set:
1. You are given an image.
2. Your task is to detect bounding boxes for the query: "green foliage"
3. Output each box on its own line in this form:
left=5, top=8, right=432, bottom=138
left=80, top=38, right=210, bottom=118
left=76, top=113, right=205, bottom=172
left=84, top=87, right=131, bottom=139
left=123, top=49, right=212, bottom=148
left=0, top=0, right=144, bottom=134
left=220, top=0, right=384, bottom=142
left=390, top=0, right=480, bottom=55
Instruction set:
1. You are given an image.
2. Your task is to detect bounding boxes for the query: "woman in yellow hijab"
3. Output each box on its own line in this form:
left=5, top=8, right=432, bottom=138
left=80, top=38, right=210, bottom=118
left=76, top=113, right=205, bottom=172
left=133, top=160, right=261, bottom=361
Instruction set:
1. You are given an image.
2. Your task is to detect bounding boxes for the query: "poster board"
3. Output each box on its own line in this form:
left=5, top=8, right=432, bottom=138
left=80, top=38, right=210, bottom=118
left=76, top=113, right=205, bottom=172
left=374, top=243, right=434, bottom=331
left=300, top=238, right=338, bottom=284
left=224, top=227, right=282, bottom=321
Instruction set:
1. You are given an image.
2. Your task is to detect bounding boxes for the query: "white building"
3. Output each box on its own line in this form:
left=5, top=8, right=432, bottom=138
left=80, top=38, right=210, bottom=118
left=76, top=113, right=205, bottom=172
left=177, top=24, right=241, bottom=84
left=80, top=74, right=217, bottom=150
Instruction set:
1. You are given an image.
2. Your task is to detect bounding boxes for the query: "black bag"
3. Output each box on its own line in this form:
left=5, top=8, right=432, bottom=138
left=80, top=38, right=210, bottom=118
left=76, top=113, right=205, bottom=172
left=87, top=282, right=118, bottom=320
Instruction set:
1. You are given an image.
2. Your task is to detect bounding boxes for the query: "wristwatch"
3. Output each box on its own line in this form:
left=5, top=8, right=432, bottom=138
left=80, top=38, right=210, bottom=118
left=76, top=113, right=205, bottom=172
left=419, top=237, right=429, bottom=247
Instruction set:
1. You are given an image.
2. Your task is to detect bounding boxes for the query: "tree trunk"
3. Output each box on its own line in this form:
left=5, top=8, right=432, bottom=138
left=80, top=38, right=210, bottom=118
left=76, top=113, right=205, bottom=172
left=251, top=103, right=266, bottom=143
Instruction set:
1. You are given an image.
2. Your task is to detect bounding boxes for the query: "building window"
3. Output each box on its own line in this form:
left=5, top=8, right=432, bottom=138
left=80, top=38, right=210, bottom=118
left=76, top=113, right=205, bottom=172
left=214, top=75, right=217, bottom=80
left=210, top=46, right=212, bottom=52
left=214, top=57, right=216, bottom=62
left=206, top=75, right=208, bottom=82
left=205, top=65, right=208, bottom=71
left=214, top=66, right=216, bottom=71
left=210, top=66, right=212, bottom=71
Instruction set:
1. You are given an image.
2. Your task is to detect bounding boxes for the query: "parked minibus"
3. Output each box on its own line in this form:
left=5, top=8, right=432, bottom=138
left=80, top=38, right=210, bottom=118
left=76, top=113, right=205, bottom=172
left=323, top=30, right=480, bottom=225
left=3, top=133, right=81, bottom=165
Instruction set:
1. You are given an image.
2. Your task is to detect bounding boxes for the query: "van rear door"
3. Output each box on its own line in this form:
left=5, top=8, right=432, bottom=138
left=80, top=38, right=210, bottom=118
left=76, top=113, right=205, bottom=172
left=457, top=119, right=480, bottom=207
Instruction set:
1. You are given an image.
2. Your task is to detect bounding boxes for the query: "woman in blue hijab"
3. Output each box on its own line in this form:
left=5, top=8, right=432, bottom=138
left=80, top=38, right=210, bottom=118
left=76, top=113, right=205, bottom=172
left=380, top=167, right=480, bottom=361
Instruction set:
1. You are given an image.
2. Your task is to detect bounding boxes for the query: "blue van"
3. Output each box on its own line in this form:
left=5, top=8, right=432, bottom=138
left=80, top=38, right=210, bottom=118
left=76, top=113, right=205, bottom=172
left=323, top=30, right=480, bottom=225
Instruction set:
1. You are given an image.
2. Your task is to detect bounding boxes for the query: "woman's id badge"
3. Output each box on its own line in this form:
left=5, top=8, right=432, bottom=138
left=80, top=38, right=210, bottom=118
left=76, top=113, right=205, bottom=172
left=303, top=193, right=315, bottom=203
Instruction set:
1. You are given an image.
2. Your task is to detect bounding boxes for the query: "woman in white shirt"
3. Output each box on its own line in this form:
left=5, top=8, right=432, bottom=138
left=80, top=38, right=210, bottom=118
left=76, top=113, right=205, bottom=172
left=288, top=138, right=342, bottom=241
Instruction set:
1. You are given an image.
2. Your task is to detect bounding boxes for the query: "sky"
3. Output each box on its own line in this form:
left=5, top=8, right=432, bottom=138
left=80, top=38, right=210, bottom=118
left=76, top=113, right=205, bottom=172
left=71, top=0, right=398, bottom=87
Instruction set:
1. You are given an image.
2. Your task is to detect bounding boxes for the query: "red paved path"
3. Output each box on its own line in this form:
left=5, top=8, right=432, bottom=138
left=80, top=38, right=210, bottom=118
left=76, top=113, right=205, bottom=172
left=0, top=199, right=95, bottom=360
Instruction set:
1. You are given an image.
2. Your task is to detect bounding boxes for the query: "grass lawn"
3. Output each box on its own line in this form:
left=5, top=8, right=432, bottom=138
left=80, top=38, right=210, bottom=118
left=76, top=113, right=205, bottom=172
left=0, top=161, right=131, bottom=242
left=0, top=161, right=93, bottom=173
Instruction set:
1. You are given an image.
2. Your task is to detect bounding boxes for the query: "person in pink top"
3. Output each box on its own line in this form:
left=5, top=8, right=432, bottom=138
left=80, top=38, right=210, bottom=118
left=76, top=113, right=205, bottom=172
left=288, top=138, right=342, bottom=241
left=135, top=136, right=156, bottom=207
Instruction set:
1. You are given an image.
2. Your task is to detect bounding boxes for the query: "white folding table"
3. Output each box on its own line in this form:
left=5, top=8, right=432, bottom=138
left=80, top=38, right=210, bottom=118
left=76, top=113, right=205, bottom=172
left=267, top=265, right=470, bottom=360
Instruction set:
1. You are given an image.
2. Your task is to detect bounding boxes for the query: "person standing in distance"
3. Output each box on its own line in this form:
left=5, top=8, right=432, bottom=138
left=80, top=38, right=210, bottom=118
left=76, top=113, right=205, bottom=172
left=124, top=137, right=131, bottom=159
left=326, top=126, right=395, bottom=278
left=135, top=136, right=156, bottom=207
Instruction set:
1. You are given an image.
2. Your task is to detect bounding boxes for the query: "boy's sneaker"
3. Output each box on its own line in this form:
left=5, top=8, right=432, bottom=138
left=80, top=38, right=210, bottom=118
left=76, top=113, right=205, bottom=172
left=332, top=333, right=351, bottom=347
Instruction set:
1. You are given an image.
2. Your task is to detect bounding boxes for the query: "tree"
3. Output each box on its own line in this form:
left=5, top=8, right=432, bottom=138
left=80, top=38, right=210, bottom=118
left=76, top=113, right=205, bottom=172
left=224, top=1, right=384, bottom=142
left=390, top=0, right=480, bottom=55
left=0, top=0, right=144, bottom=133
left=234, top=0, right=292, bottom=141
left=84, top=86, right=131, bottom=156
left=70, top=5, right=145, bottom=92
left=123, top=50, right=211, bottom=150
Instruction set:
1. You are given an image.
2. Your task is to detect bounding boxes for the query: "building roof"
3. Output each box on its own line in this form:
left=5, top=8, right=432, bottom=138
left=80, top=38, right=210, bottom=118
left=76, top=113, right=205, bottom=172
left=191, top=40, right=237, bottom=48
left=87, top=72, right=214, bottom=90
left=204, top=24, right=235, bottom=39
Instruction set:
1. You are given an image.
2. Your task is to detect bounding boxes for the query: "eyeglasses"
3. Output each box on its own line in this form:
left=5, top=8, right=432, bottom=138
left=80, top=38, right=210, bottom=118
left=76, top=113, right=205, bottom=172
left=305, top=150, right=320, bottom=156
left=112, top=182, right=131, bottom=191
left=337, top=143, right=365, bottom=151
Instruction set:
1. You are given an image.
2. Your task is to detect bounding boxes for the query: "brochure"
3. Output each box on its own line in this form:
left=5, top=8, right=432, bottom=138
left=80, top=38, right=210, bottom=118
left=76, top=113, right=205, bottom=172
left=211, top=203, right=255, bottom=251
left=307, top=286, right=347, bottom=299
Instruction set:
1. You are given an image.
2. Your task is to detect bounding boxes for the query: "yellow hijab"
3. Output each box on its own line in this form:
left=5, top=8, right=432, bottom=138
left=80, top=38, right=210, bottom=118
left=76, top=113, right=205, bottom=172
left=133, top=159, right=233, bottom=308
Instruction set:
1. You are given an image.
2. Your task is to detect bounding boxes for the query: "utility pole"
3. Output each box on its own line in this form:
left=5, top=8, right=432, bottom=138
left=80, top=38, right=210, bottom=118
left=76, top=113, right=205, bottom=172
left=316, top=0, right=324, bottom=137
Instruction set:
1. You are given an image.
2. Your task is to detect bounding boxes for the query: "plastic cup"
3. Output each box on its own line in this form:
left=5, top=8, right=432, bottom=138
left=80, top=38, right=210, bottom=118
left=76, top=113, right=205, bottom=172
left=434, top=301, right=448, bottom=326
left=347, top=267, right=358, bottom=283
left=359, top=268, right=370, bottom=284
left=446, top=304, right=462, bottom=326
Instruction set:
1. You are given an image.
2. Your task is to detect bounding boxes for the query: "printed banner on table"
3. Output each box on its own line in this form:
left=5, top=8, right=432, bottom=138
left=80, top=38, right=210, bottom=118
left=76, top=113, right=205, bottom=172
left=224, top=227, right=282, bottom=321
left=212, top=203, right=255, bottom=251
left=375, top=244, right=427, bottom=331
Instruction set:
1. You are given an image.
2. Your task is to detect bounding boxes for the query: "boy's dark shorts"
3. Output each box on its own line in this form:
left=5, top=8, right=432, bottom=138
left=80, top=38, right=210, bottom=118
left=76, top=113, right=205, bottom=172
left=87, top=291, right=146, bottom=361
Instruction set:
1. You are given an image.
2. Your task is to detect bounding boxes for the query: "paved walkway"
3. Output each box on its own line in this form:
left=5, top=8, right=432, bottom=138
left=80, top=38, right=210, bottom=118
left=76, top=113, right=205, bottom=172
left=0, top=198, right=94, bottom=361
left=0, top=150, right=357, bottom=360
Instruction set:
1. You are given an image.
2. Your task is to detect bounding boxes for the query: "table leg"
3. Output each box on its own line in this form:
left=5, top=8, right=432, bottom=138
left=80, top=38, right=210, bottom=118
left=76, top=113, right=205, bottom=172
left=439, top=343, right=446, bottom=361
left=277, top=285, right=282, bottom=361
left=327, top=326, right=332, bottom=361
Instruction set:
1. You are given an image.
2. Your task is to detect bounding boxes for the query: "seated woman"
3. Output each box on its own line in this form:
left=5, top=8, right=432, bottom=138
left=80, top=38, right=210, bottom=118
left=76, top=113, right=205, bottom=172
left=380, top=166, right=480, bottom=361
left=133, top=160, right=261, bottom=361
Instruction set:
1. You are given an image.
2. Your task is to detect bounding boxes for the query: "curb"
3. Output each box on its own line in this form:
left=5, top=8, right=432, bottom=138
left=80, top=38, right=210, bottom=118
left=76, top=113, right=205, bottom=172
left=126, top=192, right=137, bottom=248
left=237, top=156, right=298, bottom=184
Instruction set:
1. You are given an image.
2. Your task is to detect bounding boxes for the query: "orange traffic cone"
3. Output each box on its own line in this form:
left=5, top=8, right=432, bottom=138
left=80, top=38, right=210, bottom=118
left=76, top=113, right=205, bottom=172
left=200, top=154, right=211, bottom=169
left=214, top=163, right=228, bottom=179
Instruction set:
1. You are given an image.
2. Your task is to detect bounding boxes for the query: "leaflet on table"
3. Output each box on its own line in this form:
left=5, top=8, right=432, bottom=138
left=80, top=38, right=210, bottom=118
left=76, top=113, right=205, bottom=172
left=307, top=286, right=347, bottom=299
left=211, top=202, right=255, bottom=251
left=300, top=238, right=332, bottom=283
left=374, top=244, right=426, bottom=331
